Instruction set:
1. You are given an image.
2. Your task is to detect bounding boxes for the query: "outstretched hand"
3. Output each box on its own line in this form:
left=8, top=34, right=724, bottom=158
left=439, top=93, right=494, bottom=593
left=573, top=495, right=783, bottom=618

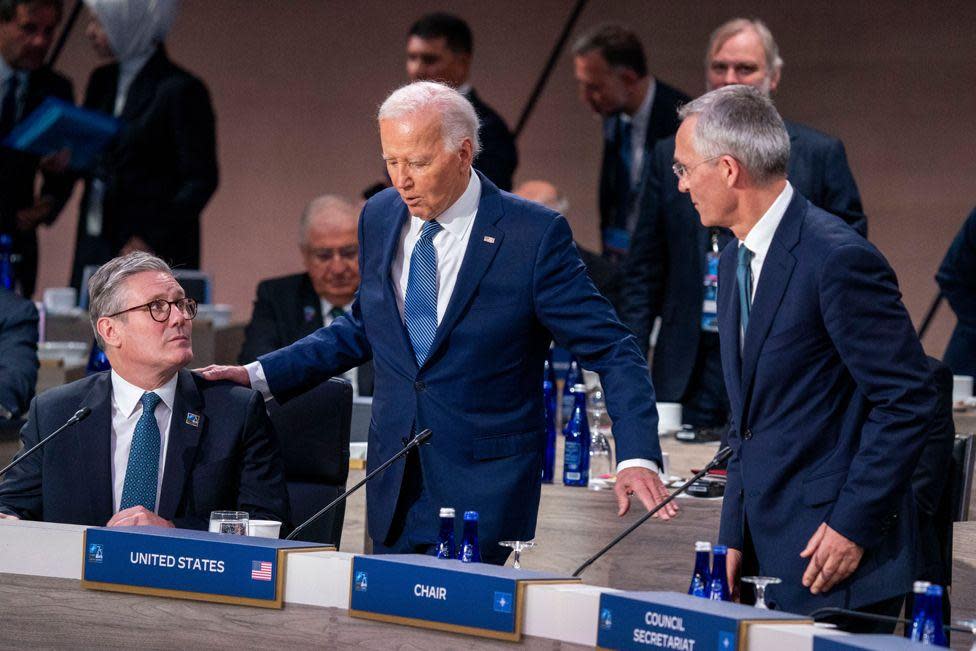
left=614, top=467, right=678, bottom=519
left=194, top=364, right=251, bottom=387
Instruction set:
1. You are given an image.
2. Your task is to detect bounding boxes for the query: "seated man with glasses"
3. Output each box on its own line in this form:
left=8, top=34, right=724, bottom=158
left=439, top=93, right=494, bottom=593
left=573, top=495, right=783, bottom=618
left=0, top=252, right=290, bottom=530
left=239, top=195, right=373, bottom=396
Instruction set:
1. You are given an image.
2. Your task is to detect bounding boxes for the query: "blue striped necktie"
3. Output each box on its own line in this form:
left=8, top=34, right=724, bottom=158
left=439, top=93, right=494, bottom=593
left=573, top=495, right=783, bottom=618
left=404, top=220, right=443, bottom=365
left=119, top=392, right=163, bottom=511
left=737, top=244, right=754, bottom=335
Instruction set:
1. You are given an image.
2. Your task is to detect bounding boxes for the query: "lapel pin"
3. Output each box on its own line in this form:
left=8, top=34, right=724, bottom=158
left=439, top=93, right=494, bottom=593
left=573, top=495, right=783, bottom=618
left=303, top=305, right=316, bottom=322
left=483, top=236, right=496, bottom=244
left=185, top=412, right=200, bottom=428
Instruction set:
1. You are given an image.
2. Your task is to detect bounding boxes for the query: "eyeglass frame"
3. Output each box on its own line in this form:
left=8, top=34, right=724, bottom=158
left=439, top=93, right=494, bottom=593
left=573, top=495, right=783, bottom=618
left=303, top=244, right=359, bottom=263
left=672, top=155, right=726, bottom=180
left=106, top=297, right=199, bottom=323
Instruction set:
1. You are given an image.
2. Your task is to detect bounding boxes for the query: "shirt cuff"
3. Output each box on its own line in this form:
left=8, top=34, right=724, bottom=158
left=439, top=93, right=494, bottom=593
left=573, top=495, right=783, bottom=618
left=245, top=361, right=273, bottom=402
left=616, top=458, right=662, bottom=475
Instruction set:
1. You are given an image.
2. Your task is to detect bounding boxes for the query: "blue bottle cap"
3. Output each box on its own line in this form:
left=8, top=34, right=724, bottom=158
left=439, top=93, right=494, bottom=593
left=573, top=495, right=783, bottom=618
left=463, top=510, right=479, bottom=521
left=712, top=545, right=728, bottom=554
left=925, top=584, right=943, bottom=597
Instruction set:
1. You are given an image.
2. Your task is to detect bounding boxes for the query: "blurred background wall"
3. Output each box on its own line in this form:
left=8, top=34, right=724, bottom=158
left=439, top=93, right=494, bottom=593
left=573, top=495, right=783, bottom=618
left=37, top=0, right=976, bottom=357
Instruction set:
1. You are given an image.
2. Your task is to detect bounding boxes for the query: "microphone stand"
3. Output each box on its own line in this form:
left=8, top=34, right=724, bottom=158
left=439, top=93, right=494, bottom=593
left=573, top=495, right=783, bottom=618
left=0, top=407, right=91, bottom=477
left=285, top=428, right=432, bottom=541
left=572, top=446, right=733, bottom=577
left=809, top=607, right=970, bottom=635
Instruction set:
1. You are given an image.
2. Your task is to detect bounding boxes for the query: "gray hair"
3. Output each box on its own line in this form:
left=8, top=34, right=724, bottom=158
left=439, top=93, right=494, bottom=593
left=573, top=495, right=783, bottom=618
left=299, top=194, right=359, bottom=246
left=678, top=84, right=790, bottom=184
left=706, top=18, right=783, bottom=91
left=88, top=252, right=173, bottom=347
left=377, top=81, right=481, bottom=157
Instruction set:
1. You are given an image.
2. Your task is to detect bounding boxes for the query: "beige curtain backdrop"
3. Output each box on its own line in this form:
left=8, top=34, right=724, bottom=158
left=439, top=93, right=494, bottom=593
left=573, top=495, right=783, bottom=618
left=37, top=0, right=976, bottom=358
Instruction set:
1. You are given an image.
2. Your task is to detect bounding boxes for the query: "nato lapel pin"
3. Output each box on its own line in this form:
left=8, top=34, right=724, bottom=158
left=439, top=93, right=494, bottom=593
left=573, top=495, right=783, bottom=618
left=303, top=305, right=317, bottom=323
left=483, top=236, right=496, bottom=244
left=185, top=412, right=200, bottom=428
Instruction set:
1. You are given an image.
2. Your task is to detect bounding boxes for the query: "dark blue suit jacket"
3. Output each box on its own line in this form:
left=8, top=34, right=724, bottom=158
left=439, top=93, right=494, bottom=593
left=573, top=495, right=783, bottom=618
left=936, top=206, right=976, bottom=376
left=0, top=369, right=290, bottom=530
left=259, top=172, right=660, bottom=549
left=716, top=192, right=934, bottom=613
left=620, top=121, right=867, bottom=402
left=0, top=288, right=38, bottom=418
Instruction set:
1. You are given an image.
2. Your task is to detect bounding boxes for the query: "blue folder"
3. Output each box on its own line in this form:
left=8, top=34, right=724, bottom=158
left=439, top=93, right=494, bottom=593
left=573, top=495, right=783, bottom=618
left=2, top=97, right=119, bottom=171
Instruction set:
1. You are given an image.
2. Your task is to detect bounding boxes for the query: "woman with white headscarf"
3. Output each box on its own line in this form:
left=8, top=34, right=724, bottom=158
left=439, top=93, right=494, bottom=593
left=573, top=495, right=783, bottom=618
left=70, top=0, right=218, bottom=290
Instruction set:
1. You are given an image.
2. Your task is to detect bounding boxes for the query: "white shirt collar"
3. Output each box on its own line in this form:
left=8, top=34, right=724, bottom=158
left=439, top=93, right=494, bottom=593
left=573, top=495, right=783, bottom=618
left=628, top=77, right=656, bottom=126
left=111, top=370, right=178, bottom=419
left=407, top=169, right=480, bottom=243
left=741, top=181, right=794, bottom=262
left=457, top=82, right=472, bottom=96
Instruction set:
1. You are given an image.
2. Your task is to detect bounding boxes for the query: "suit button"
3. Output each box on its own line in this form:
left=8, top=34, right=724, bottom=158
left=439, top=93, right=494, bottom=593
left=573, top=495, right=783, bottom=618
left=743, top=429, right=753, bottom=440
left=414, top=381, right=426, bottom=391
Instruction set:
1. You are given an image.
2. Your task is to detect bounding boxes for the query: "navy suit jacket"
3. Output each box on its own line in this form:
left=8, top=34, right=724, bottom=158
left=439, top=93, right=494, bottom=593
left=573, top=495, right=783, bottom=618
left=0, top=369, right=290, bottom=531
left=0, top=288, right=38, bottom=418
left=936, top=206, right=976, bottom=376
left=620, top=121, right=868, bottom=401
left=716, top=192, right=935, bottom=613
left=259, top=172, right=660, bottom=549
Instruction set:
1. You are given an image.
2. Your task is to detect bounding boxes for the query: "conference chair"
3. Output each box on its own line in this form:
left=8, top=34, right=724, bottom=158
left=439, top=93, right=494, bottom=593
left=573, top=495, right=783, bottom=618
left=267, top=378, right=352, bottom=546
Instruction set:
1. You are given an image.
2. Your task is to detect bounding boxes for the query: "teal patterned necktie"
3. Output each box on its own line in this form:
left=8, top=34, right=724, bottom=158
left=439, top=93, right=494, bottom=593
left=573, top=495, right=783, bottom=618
left=737, top=245, right=754, bottom=335
left=119, top=392, right=162, bottom=511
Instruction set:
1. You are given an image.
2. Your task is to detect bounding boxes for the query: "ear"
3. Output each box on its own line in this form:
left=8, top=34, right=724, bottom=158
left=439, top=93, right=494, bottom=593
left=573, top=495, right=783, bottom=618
left=721, top=155, right=741, bottom=188
left=457, top=137, right=474, bottom=168
left=97, top=316, right=122, bottom=350
left=618, top=67, right=640, bottom=86
left=768, top=68, right=781, bottom=93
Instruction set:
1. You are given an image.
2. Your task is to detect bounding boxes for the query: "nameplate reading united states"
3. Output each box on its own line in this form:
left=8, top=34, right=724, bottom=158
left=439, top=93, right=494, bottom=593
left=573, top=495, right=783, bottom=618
left=348, top=554, right=578, bottom=641
left=597, top=591, right=810, bottom=651
left=81, top=526, right=331, bottom=608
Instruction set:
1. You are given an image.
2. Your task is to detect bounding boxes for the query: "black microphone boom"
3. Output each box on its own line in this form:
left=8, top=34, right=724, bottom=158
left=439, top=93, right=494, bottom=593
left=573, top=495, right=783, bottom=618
left=285, top=428, right=433, bottom=542
left=0, top=407, right=92, bottom=477
left=572, top=446, right=733, bottom=578
left=809, top=606, right=970, bottom=635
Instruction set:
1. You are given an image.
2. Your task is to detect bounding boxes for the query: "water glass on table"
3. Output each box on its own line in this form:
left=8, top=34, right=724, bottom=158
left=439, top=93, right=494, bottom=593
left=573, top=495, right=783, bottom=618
left=209, top=510, right=248, bottom=535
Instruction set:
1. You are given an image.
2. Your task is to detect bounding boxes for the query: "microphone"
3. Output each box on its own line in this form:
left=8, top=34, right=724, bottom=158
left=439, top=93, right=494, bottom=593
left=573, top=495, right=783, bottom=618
left=0, top=407, right=92, bottom=478
left=285, top=428, right=433, bottom=541
left=572, top=446, right=733, bottom=577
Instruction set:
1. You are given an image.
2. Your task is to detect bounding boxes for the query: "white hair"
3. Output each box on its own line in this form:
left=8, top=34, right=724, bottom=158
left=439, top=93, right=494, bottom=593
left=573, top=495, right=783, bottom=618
left=678, top=85, right=790, bottom=184
left=377, top=81, right=481, bottom=156
left=299, top=194, right=359, bottom=246
left=706, top=18, right=783, bottom=95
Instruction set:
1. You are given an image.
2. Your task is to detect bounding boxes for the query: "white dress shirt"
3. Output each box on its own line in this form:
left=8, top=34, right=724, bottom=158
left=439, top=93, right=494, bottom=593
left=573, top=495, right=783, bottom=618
left=110, top=370, right=177, bottom=513
left=624, top=77, right=657, bottom=188
left=740, top=182, right=795, bottom=303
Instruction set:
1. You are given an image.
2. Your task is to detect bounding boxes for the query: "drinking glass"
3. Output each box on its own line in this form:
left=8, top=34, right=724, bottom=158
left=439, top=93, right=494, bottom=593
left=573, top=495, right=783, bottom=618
left=499, top=540, right=536, bottom=569
left=741, top=576, right=781, bottom=609
left=209, top=510, right=249, bottom=535
left=955, top=619, right=976, bottom=651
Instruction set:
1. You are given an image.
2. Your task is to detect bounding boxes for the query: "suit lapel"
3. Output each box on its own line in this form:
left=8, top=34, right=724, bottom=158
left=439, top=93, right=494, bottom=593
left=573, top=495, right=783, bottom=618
left=157, top=370, right=204, bottom=520
left=298, top=274, right=323, bottom=338
left=77, top=373, right=114, bottom=526
left=422, top=173, right=504, bottom=367
left=738, top=194, right=805, bottom=405
left=379, top=201, right=415, bottom=363
left=717, top=248, right=743, bottom=420
left=119, top=48, right=167, bottom=123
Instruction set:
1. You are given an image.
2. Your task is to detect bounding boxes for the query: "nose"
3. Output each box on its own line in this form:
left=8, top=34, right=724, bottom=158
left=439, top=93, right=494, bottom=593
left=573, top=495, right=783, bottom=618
left=392, top=166, right=412, bottom=191
left=677, top=174, right=690, bottom=194
left=723, top=69, right=739, bottom=86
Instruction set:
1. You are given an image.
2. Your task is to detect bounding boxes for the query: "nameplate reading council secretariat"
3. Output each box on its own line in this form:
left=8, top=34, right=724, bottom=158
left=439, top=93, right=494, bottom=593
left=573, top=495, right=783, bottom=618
left=81, top=526, right=331, bottom=608
left=348, top=554, right=579, bottom=641
left=813, top=634, right=933, bottom=650
left=597, top=591, right=810, bottom=650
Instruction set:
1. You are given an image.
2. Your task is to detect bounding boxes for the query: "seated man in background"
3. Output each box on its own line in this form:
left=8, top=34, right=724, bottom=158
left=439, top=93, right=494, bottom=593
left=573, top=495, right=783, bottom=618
left=936, top=206, right=976, bottom=377
left=0, top=287, right=39, bottom=422
left=0, top=252, right=290, bottom=530
left=514, top=180, right=623, bottom=309
left=239, top=194, right=373, bottom=396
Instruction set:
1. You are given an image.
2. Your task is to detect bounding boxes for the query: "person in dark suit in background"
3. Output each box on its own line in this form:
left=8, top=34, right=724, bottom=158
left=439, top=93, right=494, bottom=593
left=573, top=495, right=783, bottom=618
left=572, top=24, right=689, bottom=261
left=677, top=85, right=934, bottom=625
left=70, top=0, right=217, bottom=290
left=0, top=286, right=38, bottom=421
left=200, top=82, right=674, bottom=564
left=514, top=179, right=623, bottom=309
left=619, top=18, right=868, bottom=438
left=405, top=12, right=517, bottom=191
left=0, top=0, right=73, bottom=298
left=937, top=206, right=976, bottom=377
left=239, top=194, right=373, bottom=396
left=0, top=252, right=289, bottom=530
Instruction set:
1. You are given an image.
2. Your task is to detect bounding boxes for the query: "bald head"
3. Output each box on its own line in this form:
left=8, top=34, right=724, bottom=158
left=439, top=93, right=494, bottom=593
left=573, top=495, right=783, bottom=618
left=299, top=195, right=361, bottom=306
left=514, top=180, right=569, bottom=214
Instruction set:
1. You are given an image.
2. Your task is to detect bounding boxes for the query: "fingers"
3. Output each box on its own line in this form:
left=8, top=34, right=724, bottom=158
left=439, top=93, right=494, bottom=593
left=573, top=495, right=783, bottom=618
left=0, top=513, right=20, bottom=520
left=726, top=548, right=743, bottom=602
left=800, top=522, right=826, bottom=558
left=613, top=482, right=631, bottom=517
left=616, top=470, right=678, bottom=520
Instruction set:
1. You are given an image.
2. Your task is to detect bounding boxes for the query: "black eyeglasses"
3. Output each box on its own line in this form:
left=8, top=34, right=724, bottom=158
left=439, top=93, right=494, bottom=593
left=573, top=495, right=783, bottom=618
left=107, top=297, right=198, bottom=323
left=305, top=245, right=359, bottom=263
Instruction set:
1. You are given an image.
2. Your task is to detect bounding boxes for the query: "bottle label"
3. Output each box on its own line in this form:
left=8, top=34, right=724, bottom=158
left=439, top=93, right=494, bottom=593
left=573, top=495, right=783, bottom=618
left=565, top=441, right=581, bottom=469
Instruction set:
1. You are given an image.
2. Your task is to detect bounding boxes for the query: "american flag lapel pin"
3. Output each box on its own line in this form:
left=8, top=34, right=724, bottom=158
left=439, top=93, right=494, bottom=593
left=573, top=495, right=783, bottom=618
left=185, top=412, right=200, bottom=427
left=483, top=236, right=495, bottom=244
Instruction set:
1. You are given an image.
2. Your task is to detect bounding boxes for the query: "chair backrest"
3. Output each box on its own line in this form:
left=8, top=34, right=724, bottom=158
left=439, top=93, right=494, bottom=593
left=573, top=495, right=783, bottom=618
left=950, top=433, right=975, bottom=522
left=267, top=378, right=351, bottom=545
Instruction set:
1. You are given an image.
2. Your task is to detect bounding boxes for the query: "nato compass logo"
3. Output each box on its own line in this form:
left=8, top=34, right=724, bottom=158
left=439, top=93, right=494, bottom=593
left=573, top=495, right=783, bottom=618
left=718, top=630, right=736, bottom=650
left=493, top=591, right=512, bottom=614
left=87, top=543, right=104, bottom=563
left=354, top=570, right=368, bottom=592
left=599, top=607, right=613, bottom=630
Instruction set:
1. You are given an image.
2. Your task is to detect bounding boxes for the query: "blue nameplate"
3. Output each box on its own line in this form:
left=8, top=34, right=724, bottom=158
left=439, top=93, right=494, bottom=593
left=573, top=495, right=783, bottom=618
left=81, top=526, right=330, bottom=608
left=597, top=591, right=810, bottom=650
left=813, top=634, right=929, bottom=650
left=348, top=554, right=578, bottom=641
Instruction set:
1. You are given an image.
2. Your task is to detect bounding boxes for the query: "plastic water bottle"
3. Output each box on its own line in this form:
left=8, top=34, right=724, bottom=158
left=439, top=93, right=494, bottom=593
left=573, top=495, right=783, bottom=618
left=561, top=356, right=581, bottom=425
left=0, top=233, right=16, bottom=292
left=86, top=342, right=112, bottom=375
left=920, top=584, right=948, bottom=646
left=708, top=545, right=731, bottom=601
left=563, top=384, right=590, bottom=486
left=909, top=581, right=931, bottom=641
left=435, top=507, right=455, bottom=559
left=688, top=541, right=712, bottom=597
left=541, top=358, right=557, bottom=483
left=456, top=511, right=481, bottom=563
